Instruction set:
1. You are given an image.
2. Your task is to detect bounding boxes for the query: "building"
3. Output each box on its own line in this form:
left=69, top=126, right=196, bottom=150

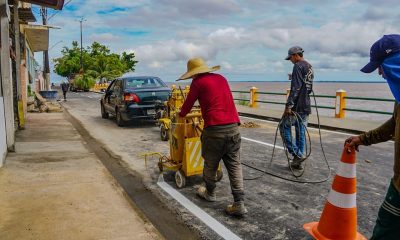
left=0, top=0, right=64, bottom=166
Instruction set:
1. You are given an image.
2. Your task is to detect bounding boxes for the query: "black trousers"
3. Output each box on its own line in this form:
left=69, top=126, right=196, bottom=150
left=201, top=124, right=244, bottom=202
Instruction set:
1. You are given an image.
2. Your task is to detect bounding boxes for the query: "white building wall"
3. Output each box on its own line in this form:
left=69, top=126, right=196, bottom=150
left=0, top=97, right=7, bottom=167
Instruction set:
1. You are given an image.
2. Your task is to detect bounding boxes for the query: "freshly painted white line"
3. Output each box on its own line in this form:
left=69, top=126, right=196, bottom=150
left=241, top=137, right=284, bottom=150
left=157, top=181, right=242, bottom=240
left=240, top=116, right=353, bottom=136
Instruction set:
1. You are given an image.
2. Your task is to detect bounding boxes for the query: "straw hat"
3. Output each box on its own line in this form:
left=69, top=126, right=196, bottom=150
left=177, top=57, right=220, bottom=80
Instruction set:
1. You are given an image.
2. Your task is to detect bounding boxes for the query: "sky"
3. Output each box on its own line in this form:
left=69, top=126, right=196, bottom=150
left=32, top=0, right=400, bottom=83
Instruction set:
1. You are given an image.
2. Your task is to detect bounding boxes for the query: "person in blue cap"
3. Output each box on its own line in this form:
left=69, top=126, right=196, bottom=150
left=346, top=34, right=400, bottom=240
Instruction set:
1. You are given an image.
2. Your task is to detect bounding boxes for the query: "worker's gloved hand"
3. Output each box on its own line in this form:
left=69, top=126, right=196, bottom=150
left=344, top=136, right=362, bottom=152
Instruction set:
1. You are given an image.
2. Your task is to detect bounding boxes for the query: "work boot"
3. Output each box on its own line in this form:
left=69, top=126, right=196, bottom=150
left=225, top=201, right=248, bottom=217
left=290, top=156, right=304, bottom=170
left=197, top=186, right=216, bottom=202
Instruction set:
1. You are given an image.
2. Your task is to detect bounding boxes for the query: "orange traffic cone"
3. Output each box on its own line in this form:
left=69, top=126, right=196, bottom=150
left=303, top=146, right=366, bottom=240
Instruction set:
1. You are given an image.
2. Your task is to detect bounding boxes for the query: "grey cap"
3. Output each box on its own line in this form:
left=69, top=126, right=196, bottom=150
left=285, top=46, right=304, bottom=60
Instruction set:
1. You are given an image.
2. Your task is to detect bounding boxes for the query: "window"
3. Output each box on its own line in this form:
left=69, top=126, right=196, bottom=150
left=125, top=77, right=166, bottom=89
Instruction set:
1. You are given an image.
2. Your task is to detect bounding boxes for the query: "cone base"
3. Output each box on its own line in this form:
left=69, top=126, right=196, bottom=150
left=303, top=222, right=366, bottom=240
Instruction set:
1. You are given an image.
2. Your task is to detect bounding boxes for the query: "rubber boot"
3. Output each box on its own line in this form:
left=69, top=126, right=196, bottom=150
left=197, top=186, right=216, bottom=202
left=225, top=201, right=248, bottom=217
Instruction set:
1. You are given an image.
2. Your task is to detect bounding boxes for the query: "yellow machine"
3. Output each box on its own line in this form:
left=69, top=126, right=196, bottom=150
left=156, top=85, right=222, bottom=188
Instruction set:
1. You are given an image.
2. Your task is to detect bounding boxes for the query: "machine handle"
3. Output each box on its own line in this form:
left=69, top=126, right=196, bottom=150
left=184, top=112, right=202, bottom=118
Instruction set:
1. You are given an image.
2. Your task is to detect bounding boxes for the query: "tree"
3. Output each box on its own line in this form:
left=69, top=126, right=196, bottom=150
left=53, top=41, right=139, bottom=85
left=53, top=41, right=85, bottom=79
left=121, top=52, right=138, bottom=72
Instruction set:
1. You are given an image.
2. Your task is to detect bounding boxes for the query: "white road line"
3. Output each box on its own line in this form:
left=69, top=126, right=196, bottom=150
left=240, top=116, right=353, bottom=136
left=241, top=137, right=284, bottom=150
left=157, top=181, right=241, bottom=240
left=88, top=96, right=93, bottom=98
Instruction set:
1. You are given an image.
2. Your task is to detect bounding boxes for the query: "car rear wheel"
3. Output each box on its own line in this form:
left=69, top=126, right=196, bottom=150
left=116, top=109, right=126, bottom=127
left=101, top=103, right=109, bottom=119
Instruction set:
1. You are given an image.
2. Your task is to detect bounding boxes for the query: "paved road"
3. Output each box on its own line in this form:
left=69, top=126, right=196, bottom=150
left=62, top=91, right=394, bottom=240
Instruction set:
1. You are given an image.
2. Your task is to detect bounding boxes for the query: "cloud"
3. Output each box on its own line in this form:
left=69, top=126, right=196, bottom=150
left=221, top=61, right=233, bottom=70
left=34, top=0, right=400, bottom=82
left=89, top=33, right=120, bottom=43
left=106, top=0, right=242, bottom=29
left=131, top=40, right=217, bottom=67
left=157, top=0, right=242, bottom=18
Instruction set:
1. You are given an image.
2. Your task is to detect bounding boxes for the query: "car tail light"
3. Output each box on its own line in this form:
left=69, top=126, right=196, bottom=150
left=124, top=93, right=140, bottom=103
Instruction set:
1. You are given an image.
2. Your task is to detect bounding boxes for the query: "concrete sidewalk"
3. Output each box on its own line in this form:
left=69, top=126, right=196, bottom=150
left=236, top=104, right=384, bottom=133
left=0, top=112, right=161, bottom=240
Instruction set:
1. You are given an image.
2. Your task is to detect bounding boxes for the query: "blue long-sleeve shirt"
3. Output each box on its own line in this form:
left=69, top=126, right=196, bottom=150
left=286, top=60, right=313, bottom=114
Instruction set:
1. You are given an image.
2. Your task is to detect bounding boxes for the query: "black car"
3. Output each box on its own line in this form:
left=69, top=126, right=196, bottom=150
left=100, top=76, right=170, bottom=126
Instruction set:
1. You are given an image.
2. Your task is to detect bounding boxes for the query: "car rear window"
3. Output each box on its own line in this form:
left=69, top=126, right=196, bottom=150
left=125, top=77, right=166, bottom=89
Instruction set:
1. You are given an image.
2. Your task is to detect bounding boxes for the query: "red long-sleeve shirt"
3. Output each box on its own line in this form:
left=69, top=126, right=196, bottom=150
left=179, top=73, right=240, bottom=128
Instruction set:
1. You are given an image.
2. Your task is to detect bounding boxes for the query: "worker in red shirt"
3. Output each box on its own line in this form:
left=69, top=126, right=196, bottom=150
left=178, top=57, right=247, bottom=217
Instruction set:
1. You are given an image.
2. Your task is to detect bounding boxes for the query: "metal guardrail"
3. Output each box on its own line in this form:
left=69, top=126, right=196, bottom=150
left=232, top=88, right=395, bottom=118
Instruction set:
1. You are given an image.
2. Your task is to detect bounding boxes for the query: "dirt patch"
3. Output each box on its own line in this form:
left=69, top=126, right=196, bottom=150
left=240, top=121, right=261, bottom=128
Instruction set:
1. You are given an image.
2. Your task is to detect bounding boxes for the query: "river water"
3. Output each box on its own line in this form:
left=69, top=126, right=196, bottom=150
left=229, top=81, right=394, bottom=122
left=172, top=81, right=394, bottom=123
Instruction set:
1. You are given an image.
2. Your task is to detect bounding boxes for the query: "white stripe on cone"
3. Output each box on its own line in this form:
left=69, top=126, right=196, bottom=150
left=327, top=189, right=357, bottom=209
left=336, top=162, right=356, bottom=178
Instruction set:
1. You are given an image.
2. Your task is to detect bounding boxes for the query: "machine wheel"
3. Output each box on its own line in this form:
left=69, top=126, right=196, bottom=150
left=101, top=103, right=109, bottom=119
left=160, top=125, right=169, bottom=141
left=216, top=170, right=223, bottom=182
left=116, top=109, right=125, bottom=127
left=175, top=170, right=186, bottom=188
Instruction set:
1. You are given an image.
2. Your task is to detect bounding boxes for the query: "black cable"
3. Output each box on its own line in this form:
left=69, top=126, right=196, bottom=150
left=242, top=90, right=332, bottom=184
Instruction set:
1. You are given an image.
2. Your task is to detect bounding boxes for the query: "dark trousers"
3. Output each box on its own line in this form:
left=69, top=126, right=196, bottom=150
left=201, top=124, right=244, bottom=202
left=370, top=180, right=400, bottom=240
left=62, top=91, right=67, bottom=100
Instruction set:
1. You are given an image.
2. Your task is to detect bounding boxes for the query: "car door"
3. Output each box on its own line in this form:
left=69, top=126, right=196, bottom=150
left=110, top=79, right=123, bottom=111
left=104, top=80, right=116, bottom=113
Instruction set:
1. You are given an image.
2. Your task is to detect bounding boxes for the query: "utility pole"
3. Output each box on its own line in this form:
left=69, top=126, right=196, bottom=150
left=41, top=7, right=50, bottom=90
left=79, top=17, right=85, bottom=72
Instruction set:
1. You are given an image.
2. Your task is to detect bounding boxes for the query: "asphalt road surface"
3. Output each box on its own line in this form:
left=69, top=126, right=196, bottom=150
left=61, top=91, right=394, bottom=240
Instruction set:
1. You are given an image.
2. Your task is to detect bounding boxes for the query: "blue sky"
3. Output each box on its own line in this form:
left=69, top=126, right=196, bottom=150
left=32, top=0, right=400, bottom=83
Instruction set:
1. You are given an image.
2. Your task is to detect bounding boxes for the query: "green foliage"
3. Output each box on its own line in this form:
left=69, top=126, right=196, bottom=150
left=53, top=41, right=139, bottom=83
left=73, top=74, right=95, bottom=91
left=53, top=41, right=83, bottom=79
left=27, top=85, right=35, bottom=97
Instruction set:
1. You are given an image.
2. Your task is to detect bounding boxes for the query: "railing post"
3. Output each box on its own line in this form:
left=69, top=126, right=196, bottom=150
left=335, top=89, right=346, bottom=118
left=249, top=87, right=258, bottom=108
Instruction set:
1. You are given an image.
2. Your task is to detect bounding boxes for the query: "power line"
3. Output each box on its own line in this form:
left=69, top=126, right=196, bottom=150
left=47, top=0, right=73, bottom=21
